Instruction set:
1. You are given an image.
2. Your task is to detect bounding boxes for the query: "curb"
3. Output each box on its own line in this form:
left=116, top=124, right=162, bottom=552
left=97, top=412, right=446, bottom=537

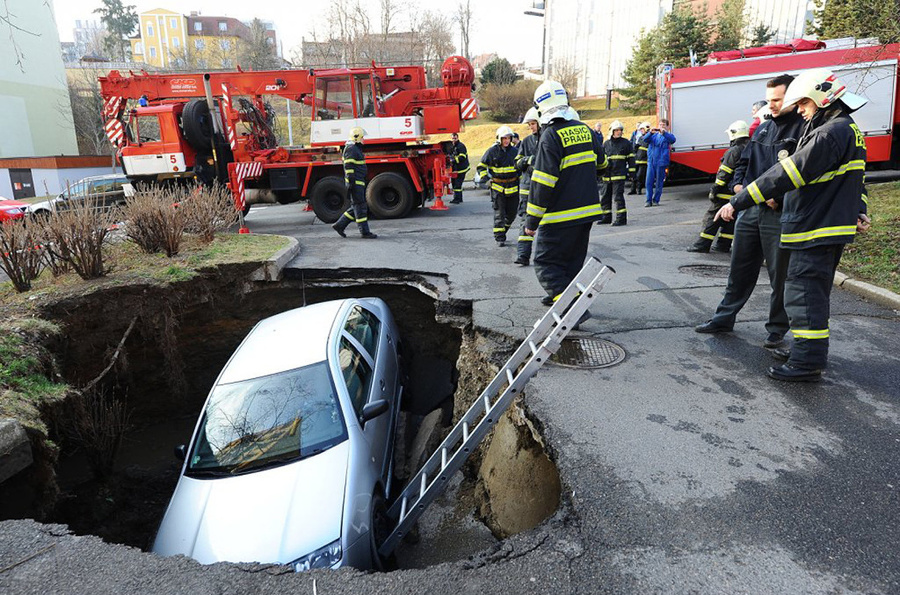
left=834, top=270, right=900, bottom=311
left=249, top=236, right=300, bottom=282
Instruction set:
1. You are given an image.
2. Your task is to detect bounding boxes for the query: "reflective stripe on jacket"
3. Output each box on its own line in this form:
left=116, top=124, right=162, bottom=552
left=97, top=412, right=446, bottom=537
left=731, top=105, right=868, bottom=249
left=602, top=136, right=635, bottom=181
left=710, top=137, right=749, bottom=200
left=730, top=110, right=804, bottom=194
left=450, top=140, right=470, bottom=173
left=477, top=143, right=520, bottom=182
left=525, top=118, right=607, bottom=228
left=343, top=142, right=367, bottom=187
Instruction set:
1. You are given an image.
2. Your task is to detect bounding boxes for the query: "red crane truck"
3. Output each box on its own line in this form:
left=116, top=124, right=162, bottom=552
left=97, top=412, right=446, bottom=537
left=98, top=56, right=479, bottom=222
left=656, top=39, right=900, bottom=176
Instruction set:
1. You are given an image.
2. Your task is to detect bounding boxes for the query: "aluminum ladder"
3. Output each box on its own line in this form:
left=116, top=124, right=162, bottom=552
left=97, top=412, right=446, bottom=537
left=379, top=257, right=615, bottom=556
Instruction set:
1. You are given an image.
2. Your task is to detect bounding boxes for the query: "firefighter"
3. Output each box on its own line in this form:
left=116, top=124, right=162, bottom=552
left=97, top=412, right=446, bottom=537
left=598, top=120, right=634, bottom=226
left=716, top=68, right=870, bottom=382
left=511, top=132, right=521, bottom=147
left=332, top=127, right=377, bottom=239
left=477, top=126, right=520, bottom=246
left=514, top=108, right=541, bottom=266
left=687, top=120, right=750, bottom=253
left=694, top=74, right=803, bottom=349
left=448, top=132, right=469, bottom=204
left=629, top=122, right=649, bottom=195
left=524, top=80, right=607, bottom=325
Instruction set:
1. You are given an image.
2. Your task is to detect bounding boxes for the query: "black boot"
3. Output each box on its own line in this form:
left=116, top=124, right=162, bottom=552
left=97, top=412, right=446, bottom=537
left=358, top=221, right=378, bottom=239
left=596, top=215, right=612, bottom=225
left=711, top=241, right=732, bottom=253
left=612, top=215, right=627, bottom=227
left=687, top=239, right=712, bottom=253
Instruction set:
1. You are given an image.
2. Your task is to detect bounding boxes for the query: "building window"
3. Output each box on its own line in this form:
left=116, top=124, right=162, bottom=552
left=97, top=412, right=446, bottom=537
left=149, top=47, right=157, bottom=58
left=195, top=39, right=205, bottom=50
left=194, top=21, right=202, bottom=32
left=134, top=41, right=143, bottom=55
left=170, top=18, right=178, bottom=29
left=218, top=21, right=227, bottom=32
left=220, top=39, right=230, bottom=51
left=172, top=37, right=180, bottom=48
left=147, top=23, right=154, bottom=36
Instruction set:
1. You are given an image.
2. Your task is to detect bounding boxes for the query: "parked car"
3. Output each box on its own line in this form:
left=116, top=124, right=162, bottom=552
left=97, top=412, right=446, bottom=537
left=0, top=196, right=28, bottom=222
left=152, top=298, right=404, bottom=572
left=27, top=174, right=133, bottom=218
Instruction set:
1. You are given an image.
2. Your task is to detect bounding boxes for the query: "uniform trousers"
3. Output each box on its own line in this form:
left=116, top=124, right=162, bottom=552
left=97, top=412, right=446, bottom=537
left=333, top=185, right=371, bottom=234
left=533, top=222, right=592, bottom=301
left=516, top=190, right=533, bottom=261
left=491, top=180, right=518, bottom=242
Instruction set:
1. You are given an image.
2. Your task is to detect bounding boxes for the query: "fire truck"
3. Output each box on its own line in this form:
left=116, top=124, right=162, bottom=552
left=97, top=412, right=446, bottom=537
left=657, top=38, right=900, bottom=176
left=98, top=57, right=479, bottom=222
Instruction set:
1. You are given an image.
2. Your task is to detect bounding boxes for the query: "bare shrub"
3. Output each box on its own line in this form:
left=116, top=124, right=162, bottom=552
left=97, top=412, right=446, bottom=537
left=0, top=220, right=45, bottom=292
left=479, top=80, right=541, bottom=123
left=40, top=200, right=117, bottom=280
left=122, top=186, right=186, bottom=257
left=182, top=183, right=240, bottom=243
left=66, top=386, right=131, bottom=479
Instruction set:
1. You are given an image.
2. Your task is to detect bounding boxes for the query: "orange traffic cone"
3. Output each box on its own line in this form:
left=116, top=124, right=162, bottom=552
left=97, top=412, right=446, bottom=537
left=430, top=195, right=449, bottom=211
left=238, top=210, right=251, bottom=234
left=303, top=200, right=313, bottom=212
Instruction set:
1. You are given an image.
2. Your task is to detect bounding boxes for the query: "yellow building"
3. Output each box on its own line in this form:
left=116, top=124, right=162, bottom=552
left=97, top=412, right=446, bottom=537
left=130, top=9, right=278, bottom=70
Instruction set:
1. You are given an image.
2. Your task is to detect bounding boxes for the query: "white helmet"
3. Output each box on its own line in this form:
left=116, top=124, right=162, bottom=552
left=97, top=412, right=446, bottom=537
left=533, top=80, right=569, bottom=125
left=725, top=120, right=750, bottom=141
left=609, top=120, right=625, bottom=132
left=496, top=125, right=514, bottom=140
left=522, top=107, right=540, bottom=124
left=348, top=126, right=366, bottom=143
left=782, top=68, right=867, bottom=112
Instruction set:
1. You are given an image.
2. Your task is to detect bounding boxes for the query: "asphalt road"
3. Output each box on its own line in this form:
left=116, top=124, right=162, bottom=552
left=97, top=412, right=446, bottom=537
left=2, top=181, right=898, bottom=594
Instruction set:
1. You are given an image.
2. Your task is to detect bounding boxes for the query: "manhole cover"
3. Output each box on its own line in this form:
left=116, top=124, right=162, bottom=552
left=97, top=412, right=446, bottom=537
left=679, top=264, right=731, bottom=279
left=550, top=338, right=626, bottom=369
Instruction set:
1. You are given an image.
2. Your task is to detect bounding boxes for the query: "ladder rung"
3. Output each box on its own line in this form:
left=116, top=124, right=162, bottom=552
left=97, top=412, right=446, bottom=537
left=441, top=447, right=448, bottom=470
left=462, top=421, right=469, bottom=442
left=529, top=340, right=538, bottom=355
left=483, top=393, right=491, bottom=413
left=400, top=496, right=408, bottom=521
left=552, top=312, right=563, bottom=324
left=576, top=282, right=587, bottom=292
left=505, top=368, right=514, bottom=385
left=419, top=473, right=427, bottom=500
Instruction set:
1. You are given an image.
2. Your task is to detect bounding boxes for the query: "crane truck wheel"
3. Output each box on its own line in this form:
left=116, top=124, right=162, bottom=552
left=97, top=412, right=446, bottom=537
left=310, top=176, right=351, bottom=223
left=182, top=99, right=215, bottom=151
left=366, top=172, right=414, bottom=219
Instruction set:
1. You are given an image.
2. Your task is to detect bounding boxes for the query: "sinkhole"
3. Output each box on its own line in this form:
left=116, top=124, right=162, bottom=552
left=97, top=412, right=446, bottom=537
left=0, top=272, right=562, bottom=573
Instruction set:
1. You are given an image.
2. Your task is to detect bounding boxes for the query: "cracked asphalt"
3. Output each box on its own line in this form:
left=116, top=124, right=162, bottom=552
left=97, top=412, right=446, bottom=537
left=2, top=181, right=898, bottom=594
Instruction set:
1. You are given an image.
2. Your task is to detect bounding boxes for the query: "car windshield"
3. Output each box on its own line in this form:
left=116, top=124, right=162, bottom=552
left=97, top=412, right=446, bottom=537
left=186, top=362, right=347, bottom=476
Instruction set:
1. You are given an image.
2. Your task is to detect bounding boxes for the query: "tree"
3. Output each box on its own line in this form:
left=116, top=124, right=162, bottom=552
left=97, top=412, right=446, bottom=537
left=239, top=18, right=279, bottom=70
left=810, top=0, right=900, bottom=44
left=749, top=23, right=776, bottom=46
left=66, top=69, right=111, bottom=155
left=481, top=57, right=518, bottom=86
left=659, top=4, right=712, bottom=67
left=455, top=0, right=474, bottom=60
left=410, top=10, right=455, bottom=85
left=712, top=0, right=745, bottom=51
left=551, top=57, right=581, bottom=98
left=94, top=0, right=138, bottom=62
left=620, top=29, right=660, bottom=113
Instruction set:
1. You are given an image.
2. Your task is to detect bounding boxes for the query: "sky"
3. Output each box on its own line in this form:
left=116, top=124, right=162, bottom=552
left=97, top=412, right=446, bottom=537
left=52, top=0, right=544, bottom=66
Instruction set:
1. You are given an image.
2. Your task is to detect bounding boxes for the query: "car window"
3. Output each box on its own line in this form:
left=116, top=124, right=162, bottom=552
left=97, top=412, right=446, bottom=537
left=344, top=306, right=380, bottom=359
left=64, top=181, right=86, bottom=198
left=90, top=179, right=116, bottom=194
left=185, top=362, right=347, bottom=476
left=339, top=336, right=372, bottom=417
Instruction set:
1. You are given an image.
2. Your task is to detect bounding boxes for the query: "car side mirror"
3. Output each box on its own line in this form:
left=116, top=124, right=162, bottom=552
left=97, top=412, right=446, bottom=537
left=360, top=399, right=389, bottom=424
left=174, top=444, right=187, bottom=461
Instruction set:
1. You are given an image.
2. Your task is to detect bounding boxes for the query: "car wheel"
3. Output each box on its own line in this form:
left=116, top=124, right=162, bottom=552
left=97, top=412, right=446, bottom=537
left=366, top=172, right=414, bottom=219
left=310, top=176, right=350, bottom=224
left=369, top=492, right=396, bottom=572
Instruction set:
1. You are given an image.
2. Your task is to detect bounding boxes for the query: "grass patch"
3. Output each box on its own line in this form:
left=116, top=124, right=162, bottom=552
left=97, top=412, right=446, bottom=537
left=840, top=181, right=900, bottom=294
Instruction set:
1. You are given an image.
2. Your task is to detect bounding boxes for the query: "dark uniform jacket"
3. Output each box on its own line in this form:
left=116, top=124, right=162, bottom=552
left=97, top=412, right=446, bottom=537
left=343, top=143, right=367, bottom=189
left=525, top=118, right=608, bottom=229
left=601, top=136, right=635, bottom=181
left=710, top=137, right=750, bottom=200
left=449, top=140, right=470, bottom=174
left=633, top=142, right=648, bottom=166
left=477, top=143, right=520, bottom=192
left=730, top=110, right=804, bottom=193
left=730, top=104, right=868, bottom=249
left=515, top=133, right=540, bottom=195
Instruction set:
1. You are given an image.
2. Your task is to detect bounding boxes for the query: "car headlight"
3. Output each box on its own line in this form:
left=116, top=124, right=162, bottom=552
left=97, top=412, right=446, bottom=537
left=291, top=539, right=342, bottom=572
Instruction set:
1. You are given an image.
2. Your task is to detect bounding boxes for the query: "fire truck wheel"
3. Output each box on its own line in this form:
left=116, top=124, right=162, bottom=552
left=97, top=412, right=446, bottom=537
left=366, top=172, right=414, bottom=219
left=310, top=176, right=351, bottom=223
left=182, top=99, right=214, bottom=151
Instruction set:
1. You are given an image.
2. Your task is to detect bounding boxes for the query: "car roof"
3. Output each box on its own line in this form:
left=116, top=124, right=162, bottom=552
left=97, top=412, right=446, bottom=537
left=217, top=300, right=348, bottom=385
left=75, top=174, right=127, bottom=183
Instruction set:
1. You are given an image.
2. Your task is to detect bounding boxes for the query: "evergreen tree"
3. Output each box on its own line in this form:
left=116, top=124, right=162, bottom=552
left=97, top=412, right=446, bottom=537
left=620, top=29, right=660, bottom=113
left=480, top=58, right=518, bottom=86
left=659, top=5, right=712, bottom=67
left=811, top=0, right=900, bottom=44
left=94, top=0, right=138, bottom=61
left=712, top=0, right=746, bottom=51
left=749, top=24, right=776, bottom=46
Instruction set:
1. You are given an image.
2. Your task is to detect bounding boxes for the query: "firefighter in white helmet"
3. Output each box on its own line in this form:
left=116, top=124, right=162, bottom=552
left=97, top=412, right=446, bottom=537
left=333, top=127, right=377, bottom=238
left=629, top=122, right=650, bottom=195
left=476, top=125, right=520, bottom=246
left=513, top=107, right=541, bottom=265
left=716, top=68, right=870, bottom=382
left=598, top=119, right=634, bottom=226
left=525, top=80, right=608, bottom=327
left=687, top=120, right=750, bottom=253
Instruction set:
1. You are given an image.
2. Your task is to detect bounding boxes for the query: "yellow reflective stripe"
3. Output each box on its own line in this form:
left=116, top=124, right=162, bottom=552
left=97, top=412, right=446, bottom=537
left=343, top=211, right=356, bottom=221
left=355, top=180, right=366, bottom=186
left=539, top=203, right=607, bottom=225
left=526, top=202, right=546, bottom=217
left=861, top=193, right=869, bottom=206
left=492, top=227, right=506, bottom=232
left=715, top=193, right=734, bottom=200
left=808, top=159, right=866, bottom=184
left=781, top=225, right=856, bottom=243
left=357, top=217, right=368, bottom=222
left=598, top=156, right=609, bottom=169
left=490, top=166, right=517, bottom=174
left=719, top=232, right=734, bottom=239
left=598, top=209, right=611, bottom=214
left=343, top=158, right=365, bottom=165
left=635, top=160, right=648, bottom=164
left=792, top=328, right=829, bottom=339
left=715, top=179, right=726, bottom=186
left=602, top=175, right=627, bottom=181
left=780, top=157, right=805, bottom=189
left=700, top=232, right=716, bottom=240
left=504, top=186, right=518, bottom=194
left=747, top=181, right=765, bottom=204
left=457, top=153, right=467, bottom=159
left=560, top=150, right=596, bottom=170
left=532, top=170, right=558, bottom=188
left=519, top=188, right=530, bottom=195
left=718, top=164, right=734, bottom=174
left=608, top=155, right=629, bottom=160
left=491, top=183, right=504, bottom=192
left=518, top=235, right=534, bottom=242
left=616, top=208, right=627, bottom=213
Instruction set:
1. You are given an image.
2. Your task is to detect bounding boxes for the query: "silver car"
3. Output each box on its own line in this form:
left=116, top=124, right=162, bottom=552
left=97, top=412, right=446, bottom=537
left=152, top=298, right=403, bottom=571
